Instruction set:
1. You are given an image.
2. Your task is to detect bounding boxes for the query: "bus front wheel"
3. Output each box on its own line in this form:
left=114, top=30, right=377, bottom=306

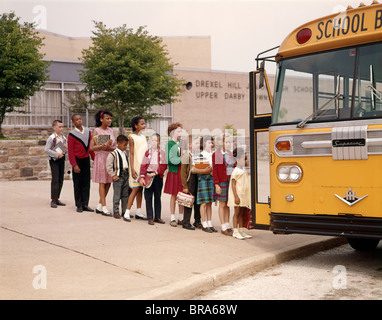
left=347, top=238, right=380, bottom=251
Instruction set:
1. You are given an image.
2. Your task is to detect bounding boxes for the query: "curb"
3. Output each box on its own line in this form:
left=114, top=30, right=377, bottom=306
left=128, top=236, right=347, bottom=300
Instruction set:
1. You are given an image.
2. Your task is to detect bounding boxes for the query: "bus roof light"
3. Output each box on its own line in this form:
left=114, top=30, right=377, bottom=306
left=296, top=28, right=312, bottom=45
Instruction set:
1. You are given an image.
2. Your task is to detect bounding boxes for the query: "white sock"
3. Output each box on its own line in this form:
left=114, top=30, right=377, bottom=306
left=225, top=222, right=231, bottom=229
left=207, top=220, right=213, bottom=227
left=222, top=224, right=228, bottom=231
left=171, top=214, right=176, bottom=221
left=102, top=206, right=109, bottom=213
left=178, top=213, right=184, bottom=221
left=202, top=221, right=208, bottom=228
left=136, top=208, right=144, bottom=217
left=97, top=203, right=102, bottom=211
left=124, top=209, right=130, bottom=219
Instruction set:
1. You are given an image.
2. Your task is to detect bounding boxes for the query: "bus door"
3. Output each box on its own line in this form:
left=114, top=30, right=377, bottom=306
left=249, top=69, right=273, bottom=229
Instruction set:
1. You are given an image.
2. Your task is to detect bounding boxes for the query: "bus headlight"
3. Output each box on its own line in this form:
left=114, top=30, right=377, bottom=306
left=277, top=165, right=302, bottom=182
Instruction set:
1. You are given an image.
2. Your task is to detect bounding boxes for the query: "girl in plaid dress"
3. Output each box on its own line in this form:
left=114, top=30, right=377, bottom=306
left=196, top=135, right=216, bottom=233
left=213, top=134, right=235, bottom=236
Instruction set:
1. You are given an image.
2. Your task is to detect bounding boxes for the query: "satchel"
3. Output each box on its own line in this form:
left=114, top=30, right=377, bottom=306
left=144, top=175, right=153, bottom=188
left=243, top=207, right=254, bottom=229
left=176, top=191, right=195, bottom=208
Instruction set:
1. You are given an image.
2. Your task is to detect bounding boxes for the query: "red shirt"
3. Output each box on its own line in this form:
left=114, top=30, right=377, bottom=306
left=68, top=128, right=95, bottom=167
left=139, top=148, right=167, bottom=178
left=212, top=149, right=234, bottom=185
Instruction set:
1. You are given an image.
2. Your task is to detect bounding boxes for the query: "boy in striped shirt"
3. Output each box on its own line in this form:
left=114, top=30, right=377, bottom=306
left=106, top=135, right=130, bottom=220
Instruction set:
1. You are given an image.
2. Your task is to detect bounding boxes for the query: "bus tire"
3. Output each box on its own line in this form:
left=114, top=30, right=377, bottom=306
left=347, top=238, right=380, bottom=251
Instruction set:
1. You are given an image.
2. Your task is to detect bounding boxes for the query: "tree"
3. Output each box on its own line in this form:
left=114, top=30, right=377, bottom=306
left=80, top=22, right=183, bottom=134
left=0, top=12, right=50, bottom=137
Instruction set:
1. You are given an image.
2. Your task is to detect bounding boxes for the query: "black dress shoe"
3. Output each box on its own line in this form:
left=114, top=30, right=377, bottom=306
left=193, top=222, right=202, bottom=229
left=50, top=201, right=57, bottom=208
left=135, top=214, right=147, bottom=220
left=56, top=200, right=66, bottom=206
left=182, top=223, right=195, bottom=230
left=77, top=207, right=83, bottom=213
left=82, top=206, right=94, bottom=212
left=202, top=226, right=213, bottom=233
left=210, top=226, right=218, bottom=233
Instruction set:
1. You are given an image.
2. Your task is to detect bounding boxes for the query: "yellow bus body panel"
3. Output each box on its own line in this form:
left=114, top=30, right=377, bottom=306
left=269, top=125, right=382, bottom=219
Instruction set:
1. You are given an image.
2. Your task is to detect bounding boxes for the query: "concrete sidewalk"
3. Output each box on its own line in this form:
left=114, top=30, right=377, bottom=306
left=0, top=180, right=345, bottom=300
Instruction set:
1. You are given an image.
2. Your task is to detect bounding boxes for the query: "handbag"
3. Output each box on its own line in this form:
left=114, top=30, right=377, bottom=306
left=243, top=207, right=254, bottom=229
left=176, top=191, right=195, bottom=208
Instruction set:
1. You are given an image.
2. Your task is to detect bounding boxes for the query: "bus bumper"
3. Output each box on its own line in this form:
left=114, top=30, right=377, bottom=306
left=270, top=213, right=382, bottom=240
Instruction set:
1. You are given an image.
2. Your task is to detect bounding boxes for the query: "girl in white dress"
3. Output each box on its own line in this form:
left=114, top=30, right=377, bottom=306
left=227, top=147, right=252, bottom=240
left=124, top=116, right=148, bottom=221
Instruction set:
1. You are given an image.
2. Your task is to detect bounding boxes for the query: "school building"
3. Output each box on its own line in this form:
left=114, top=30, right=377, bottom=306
left=2, top=30, right=252, bottom=138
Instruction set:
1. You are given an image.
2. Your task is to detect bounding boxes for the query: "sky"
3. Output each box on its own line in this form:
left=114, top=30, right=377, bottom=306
left=0, top=0, right=371, bottom=74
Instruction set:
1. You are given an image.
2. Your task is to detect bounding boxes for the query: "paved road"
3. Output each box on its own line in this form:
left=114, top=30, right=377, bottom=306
left=0, top=180, right=346, bottom=300
left=198, top=243, right=382, bottom=300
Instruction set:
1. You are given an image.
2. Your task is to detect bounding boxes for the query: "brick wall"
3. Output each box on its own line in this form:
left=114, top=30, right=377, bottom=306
left=0, top=140, right=71, bottom=181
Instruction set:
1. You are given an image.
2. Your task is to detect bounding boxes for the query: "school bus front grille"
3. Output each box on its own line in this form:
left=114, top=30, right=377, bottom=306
left=274, top=127, right=382, bottom=160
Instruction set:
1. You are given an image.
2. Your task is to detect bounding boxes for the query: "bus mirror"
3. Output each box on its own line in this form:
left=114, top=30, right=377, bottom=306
left=259, top=61, right=265, bottom=89
left=370, top=65, right=375, bottom=110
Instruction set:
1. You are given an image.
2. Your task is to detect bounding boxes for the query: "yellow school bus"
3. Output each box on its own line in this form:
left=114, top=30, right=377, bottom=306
left=250, top=2, right=382, bottom=250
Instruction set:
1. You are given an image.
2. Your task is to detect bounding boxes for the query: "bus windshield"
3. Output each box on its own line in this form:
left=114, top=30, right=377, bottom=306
left=272, top=42, right=382, bottom=125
